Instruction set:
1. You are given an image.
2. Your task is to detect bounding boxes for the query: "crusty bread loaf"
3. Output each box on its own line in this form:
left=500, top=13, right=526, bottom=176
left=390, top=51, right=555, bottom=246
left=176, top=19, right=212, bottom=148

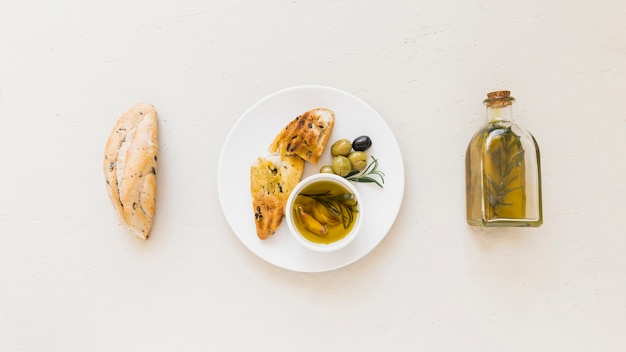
left=104, top=103, right=158, bottom=239
left=250, top=154, right=304, bottom=240
left=268, top=108, right=335, bottom=164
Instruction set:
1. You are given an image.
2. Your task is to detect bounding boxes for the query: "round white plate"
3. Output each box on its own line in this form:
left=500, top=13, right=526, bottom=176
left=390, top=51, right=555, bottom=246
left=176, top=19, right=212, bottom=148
left=217, top=85, right=404, bottom=272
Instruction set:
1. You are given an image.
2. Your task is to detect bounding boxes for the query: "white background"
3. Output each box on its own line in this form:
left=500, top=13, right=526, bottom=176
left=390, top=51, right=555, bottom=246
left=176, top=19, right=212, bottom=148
left=1, top=0, right=625, bottom=351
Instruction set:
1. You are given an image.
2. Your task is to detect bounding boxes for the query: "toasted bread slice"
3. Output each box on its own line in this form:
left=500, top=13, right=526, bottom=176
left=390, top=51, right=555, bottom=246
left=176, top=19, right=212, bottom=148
left=104, top=103, right=158, bottom=240
left=268, top=108, right=335, bottom=164
left=250, top=154, right=305, bottom=240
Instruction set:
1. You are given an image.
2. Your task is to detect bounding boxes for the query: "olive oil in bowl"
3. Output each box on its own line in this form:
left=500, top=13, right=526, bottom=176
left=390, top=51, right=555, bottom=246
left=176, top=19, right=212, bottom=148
left=286, top=174, right=362, bottom=252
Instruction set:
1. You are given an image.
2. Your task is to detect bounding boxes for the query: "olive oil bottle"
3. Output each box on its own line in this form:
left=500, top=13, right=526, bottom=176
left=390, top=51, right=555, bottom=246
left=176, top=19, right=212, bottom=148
left=465, top=91, right=542, bottom=227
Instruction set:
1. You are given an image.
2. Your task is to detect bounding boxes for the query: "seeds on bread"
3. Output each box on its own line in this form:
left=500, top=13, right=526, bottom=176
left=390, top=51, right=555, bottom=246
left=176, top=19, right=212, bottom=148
left=104, top=103, right=158, bottom=240
left=250, top=154, right=305, bottom=240
left=250, top=108, right=335, bottom=240
left=268, top=108, right=335, bottom=165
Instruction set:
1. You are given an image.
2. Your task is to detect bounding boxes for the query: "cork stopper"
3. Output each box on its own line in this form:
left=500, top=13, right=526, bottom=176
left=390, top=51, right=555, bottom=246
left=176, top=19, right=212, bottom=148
left=483, top=90, right=515, bottom=108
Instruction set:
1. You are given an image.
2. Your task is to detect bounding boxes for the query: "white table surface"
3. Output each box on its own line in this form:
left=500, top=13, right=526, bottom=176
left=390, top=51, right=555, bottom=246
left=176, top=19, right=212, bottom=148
left=2, top=1, right=625, bottom=350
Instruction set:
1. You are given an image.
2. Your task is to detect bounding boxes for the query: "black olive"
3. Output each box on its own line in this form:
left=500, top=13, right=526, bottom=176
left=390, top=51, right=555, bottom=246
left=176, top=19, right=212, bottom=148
left=352, top=135, right=372, bottom=151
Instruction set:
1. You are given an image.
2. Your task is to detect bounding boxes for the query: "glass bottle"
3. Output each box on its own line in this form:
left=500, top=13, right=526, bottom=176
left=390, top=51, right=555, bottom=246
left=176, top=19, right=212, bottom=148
left=465, top=91, right=542, bottom=227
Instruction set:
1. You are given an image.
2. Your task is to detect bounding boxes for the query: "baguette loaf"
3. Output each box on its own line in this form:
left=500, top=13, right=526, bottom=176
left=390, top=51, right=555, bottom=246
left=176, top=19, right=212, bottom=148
left=104, top=103, right=158, bottom=239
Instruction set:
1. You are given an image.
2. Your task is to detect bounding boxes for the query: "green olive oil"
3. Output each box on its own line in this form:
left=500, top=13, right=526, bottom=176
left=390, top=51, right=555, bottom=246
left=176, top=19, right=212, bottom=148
left=465, top=91, right=542, bottom=227
left=292, top=180, right=359, bottom=244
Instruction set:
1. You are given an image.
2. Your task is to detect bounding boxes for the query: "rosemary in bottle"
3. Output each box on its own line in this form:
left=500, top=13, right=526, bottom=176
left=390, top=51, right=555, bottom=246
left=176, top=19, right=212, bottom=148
left=465, top=91, right=542, bottom=227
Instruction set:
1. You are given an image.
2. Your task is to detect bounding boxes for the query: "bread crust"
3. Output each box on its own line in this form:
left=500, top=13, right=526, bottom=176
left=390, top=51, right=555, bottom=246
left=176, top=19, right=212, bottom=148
left=104, top=103, right=158, bottom=239
left=250, top=108, right=335, bottom=240
left=268, top=108, right=335, bottom=164
left=250, top=154, right=304, bottom=239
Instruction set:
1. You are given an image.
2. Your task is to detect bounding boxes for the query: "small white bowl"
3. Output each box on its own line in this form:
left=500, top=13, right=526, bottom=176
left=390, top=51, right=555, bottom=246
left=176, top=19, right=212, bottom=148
left=286, top=173, right=363, bottom=252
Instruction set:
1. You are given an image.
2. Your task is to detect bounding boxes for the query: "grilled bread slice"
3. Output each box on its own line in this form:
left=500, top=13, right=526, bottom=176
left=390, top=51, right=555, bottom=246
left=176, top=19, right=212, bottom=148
left=268, top=108, right=335, bottom=164
left=250, top=154, right=305, bottom=240
left=104, top=103, right=158, bottom=240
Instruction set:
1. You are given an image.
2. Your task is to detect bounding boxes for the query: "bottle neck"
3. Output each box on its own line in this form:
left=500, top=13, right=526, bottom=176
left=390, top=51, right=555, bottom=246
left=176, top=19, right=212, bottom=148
left=486, top=104, right=513, bottom=123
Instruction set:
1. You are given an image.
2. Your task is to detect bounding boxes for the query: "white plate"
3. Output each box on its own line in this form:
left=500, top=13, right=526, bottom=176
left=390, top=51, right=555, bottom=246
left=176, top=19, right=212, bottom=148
left=217, top=85, right=404, bottom=272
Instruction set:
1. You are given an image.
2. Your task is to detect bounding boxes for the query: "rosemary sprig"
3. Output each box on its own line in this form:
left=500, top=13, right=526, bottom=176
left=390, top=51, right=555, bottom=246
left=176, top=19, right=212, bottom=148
left=346, top=156, right=385, bottom=188
left=485, top=126, right=525, bottom=216
left=300, top=191, right=358, bottom=229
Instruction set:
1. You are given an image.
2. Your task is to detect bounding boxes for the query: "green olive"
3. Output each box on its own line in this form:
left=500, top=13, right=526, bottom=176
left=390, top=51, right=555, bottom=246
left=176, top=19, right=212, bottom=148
left=331, top=139, right=353, bottom=157
left=332, top=156, right=352, bottom=176
left=319, top=165, right=334, bottom=174
left=347, top=151, right=368, bottom=171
